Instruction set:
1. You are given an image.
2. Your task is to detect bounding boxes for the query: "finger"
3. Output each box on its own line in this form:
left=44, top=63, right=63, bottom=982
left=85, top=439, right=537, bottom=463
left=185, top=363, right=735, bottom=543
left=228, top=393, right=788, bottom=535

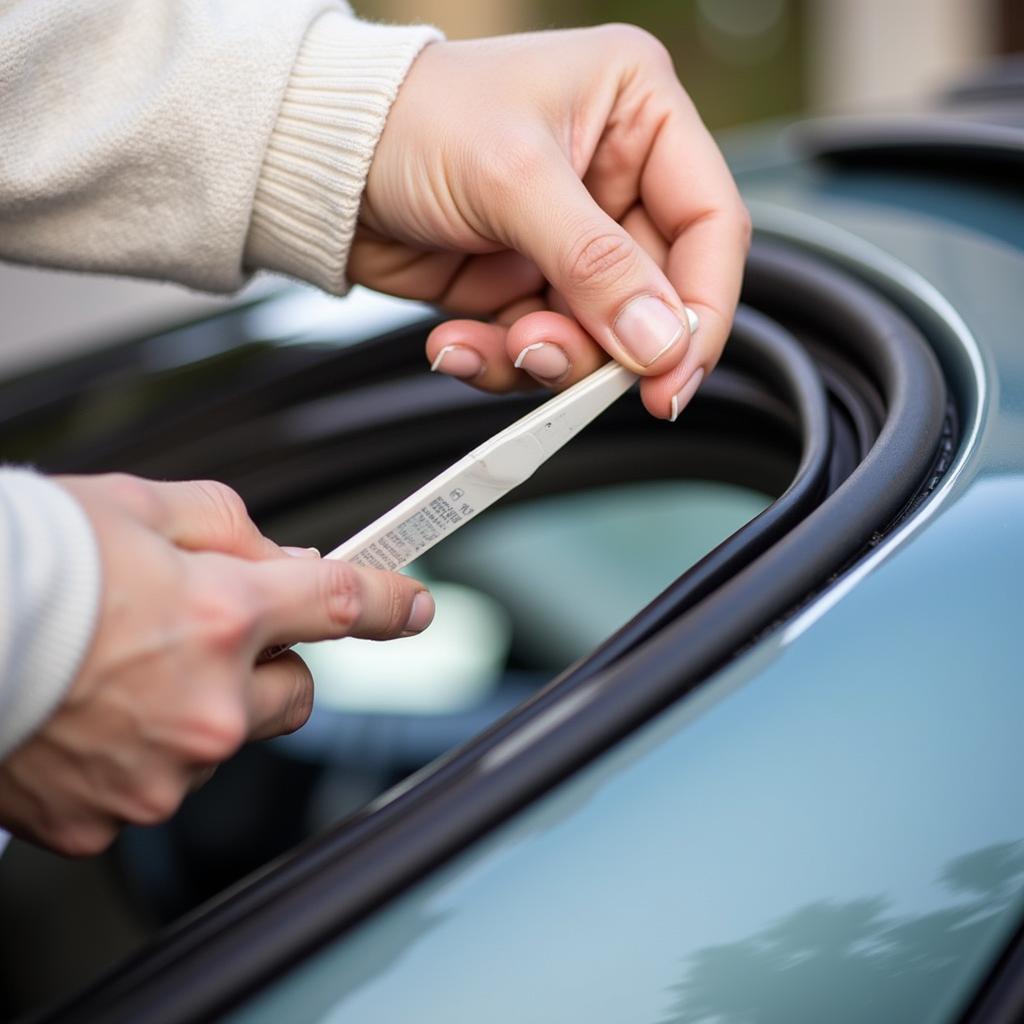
left=438, top=250, right=546, bottom=314
left=247, top=652, right=314, bottom=741
left=639, top=84, right=750, bottom=386
left=244, top=557, right=435, bottom=648
left=582, top=111, right=646, bottom=226
left=503, top=202, right=691, bottom=394
left=497, top=143, right=696, bottom=377
left=618, top=203, right=713, bottom=421
left=505, top=311, right=607, bottom=389
left=281, top=546, right=321, bottom=559
left=621, top=204, right=670, bottom=264
left=62, top=474, right=284, bottom=560
left=148, top=478, right=283, bottom=560
left=638, top=354, right=706, bottom=423
left=426, top=319, right=534, bottom=393
left=347, top=232, right=468, bottom=302
left=493, top=293, right=549, bottom=327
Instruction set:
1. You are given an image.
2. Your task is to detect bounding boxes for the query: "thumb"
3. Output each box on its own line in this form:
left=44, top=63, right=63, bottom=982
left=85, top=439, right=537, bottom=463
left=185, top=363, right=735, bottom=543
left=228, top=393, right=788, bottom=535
left=505, top=153, right=697, bottom=374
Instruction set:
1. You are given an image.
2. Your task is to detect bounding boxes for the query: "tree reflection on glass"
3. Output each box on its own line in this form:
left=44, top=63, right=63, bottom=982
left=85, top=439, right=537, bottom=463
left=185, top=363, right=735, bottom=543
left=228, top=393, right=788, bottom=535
left=661, top=841, right=1024, bottom=1024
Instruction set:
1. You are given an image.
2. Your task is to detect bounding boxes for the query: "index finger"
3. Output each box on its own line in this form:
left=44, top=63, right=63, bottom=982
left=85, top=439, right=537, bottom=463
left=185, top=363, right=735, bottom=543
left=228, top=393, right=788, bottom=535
left=640, top=82, right=751, bottom=379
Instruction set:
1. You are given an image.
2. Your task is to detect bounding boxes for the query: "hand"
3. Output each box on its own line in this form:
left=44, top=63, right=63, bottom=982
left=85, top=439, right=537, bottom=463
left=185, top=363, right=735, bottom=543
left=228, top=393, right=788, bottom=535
left=353, top=25, right=750, bottom=420
left=0, top=474, right=434, bottom=856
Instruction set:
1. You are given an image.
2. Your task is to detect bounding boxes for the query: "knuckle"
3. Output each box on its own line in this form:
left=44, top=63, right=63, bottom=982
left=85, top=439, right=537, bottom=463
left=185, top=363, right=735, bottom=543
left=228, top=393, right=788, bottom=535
left=564, top=231, right=638, bottom=292
left=197, top=480, right=251, bottom=534
left=736, top=202, right=754, bottom=252
left=180, top=698, right=248, bottom=762
left=128, top=779, right=184, bottom=826
left=600, top=23, right=672, bottom=66
left=285, top=666, right=315, bottom=735
left=196, top=582, right=257, bottom=653
left=321, top=561, right=361, bottom=632
left=206, top=604, right=253, bottom=652
left=288, top=689, right=314, bottom=734
left=102, top=473, right=161, bottom=521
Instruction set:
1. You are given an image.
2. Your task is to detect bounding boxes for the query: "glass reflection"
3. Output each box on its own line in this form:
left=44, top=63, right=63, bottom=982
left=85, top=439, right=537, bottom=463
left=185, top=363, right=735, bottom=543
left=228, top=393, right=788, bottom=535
left=664, top=842, right=1024, bottom=1023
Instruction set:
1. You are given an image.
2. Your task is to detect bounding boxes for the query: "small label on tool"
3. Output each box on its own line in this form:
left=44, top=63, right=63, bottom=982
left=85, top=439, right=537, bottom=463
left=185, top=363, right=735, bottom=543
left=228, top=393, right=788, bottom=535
left=351, top=491, right=478, bottom=571
left=334, top=434, right=547, bottom=571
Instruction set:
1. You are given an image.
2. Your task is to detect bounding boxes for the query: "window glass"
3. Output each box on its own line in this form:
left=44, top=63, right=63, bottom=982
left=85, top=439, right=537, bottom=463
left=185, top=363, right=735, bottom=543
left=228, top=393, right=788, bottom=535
left=297, top=479, right=769, bottom=713
left=277, top=480, right=769, bottom=826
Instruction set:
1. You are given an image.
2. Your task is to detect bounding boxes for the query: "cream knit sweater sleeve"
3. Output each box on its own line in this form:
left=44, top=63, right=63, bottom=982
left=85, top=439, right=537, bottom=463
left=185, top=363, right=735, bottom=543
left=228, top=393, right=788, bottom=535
left=0, top=2, right=441, bottom=760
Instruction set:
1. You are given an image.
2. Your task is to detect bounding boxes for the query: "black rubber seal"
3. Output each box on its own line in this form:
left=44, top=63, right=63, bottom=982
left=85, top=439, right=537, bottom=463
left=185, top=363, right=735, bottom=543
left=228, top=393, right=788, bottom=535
left=791, top=113, right=1024, bottom=177
left=27, top=240, right=949, bottom=1024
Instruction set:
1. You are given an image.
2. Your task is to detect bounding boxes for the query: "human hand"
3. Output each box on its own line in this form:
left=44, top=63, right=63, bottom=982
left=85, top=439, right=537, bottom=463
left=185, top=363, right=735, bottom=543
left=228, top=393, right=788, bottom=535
left=354, top=25, right=750, bottom=420
left=0, top=474, right=434, bottom=856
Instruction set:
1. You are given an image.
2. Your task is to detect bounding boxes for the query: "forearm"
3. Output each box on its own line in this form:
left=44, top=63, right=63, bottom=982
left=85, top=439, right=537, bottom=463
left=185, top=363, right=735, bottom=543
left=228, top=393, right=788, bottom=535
left=0, top=470, right=101, bottom=759
left=0, top=1, right=438, bottom=295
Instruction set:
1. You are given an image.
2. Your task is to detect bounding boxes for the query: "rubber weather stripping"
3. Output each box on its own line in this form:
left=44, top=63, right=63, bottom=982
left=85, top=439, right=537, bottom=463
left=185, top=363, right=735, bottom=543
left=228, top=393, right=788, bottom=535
left=229, top=305, right=817, bottom=517
left=943, top=56, right=1024, bottom=106
left=958, top=911, right=1024, bottom=1022
left=790, top=113, right=1024, bottom=174
left=568, top=304, right=831, bottom=685
left=34, top=241, right=948, bottom=1024
left=152, top=312, right=807, bottom=521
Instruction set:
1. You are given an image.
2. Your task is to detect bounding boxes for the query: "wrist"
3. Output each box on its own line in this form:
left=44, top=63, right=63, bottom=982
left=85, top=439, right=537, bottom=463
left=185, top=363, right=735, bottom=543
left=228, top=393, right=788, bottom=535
left=244, top=11, right=443, bottom=295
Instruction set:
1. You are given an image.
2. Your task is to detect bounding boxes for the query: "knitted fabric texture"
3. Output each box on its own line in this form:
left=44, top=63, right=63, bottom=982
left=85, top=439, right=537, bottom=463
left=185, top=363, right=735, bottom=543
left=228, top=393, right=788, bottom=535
left=0, top=470, right=101, bottom=758
left=245, top=12, right=442, bottom=293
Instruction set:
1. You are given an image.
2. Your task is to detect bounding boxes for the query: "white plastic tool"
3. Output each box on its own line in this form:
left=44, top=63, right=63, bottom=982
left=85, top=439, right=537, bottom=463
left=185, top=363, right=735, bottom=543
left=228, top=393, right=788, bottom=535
left=258, top=361, right=638, bottom=661
left=261, top=308, right=697, bottom=660
left=326, top=358, right=640, bottom=572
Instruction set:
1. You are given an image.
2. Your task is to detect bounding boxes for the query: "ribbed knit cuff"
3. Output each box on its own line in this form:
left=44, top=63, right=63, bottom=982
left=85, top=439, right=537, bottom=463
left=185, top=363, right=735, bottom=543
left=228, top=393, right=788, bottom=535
left=244, top=12, right=442, bottom=295
left=0, top=470, right=102, bottom=758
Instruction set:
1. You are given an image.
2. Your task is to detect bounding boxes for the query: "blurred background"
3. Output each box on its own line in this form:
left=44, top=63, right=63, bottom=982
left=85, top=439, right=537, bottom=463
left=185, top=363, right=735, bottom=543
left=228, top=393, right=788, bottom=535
left=1, top=0, right=1019, bottom=373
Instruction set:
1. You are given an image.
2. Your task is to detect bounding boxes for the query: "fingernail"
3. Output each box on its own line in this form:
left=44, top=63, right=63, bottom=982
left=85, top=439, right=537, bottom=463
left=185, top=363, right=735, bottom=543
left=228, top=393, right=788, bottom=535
left=283, top=546, right=321, bottom=559
left=403, top=591, right=435, bottom=634
left=513, top=342, right=571, bottom=383
left=613, top=296, right=691, bottom=367
left=669, top=368, right=705, bottom=423
left=430, top=345, right=484, bottom=379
